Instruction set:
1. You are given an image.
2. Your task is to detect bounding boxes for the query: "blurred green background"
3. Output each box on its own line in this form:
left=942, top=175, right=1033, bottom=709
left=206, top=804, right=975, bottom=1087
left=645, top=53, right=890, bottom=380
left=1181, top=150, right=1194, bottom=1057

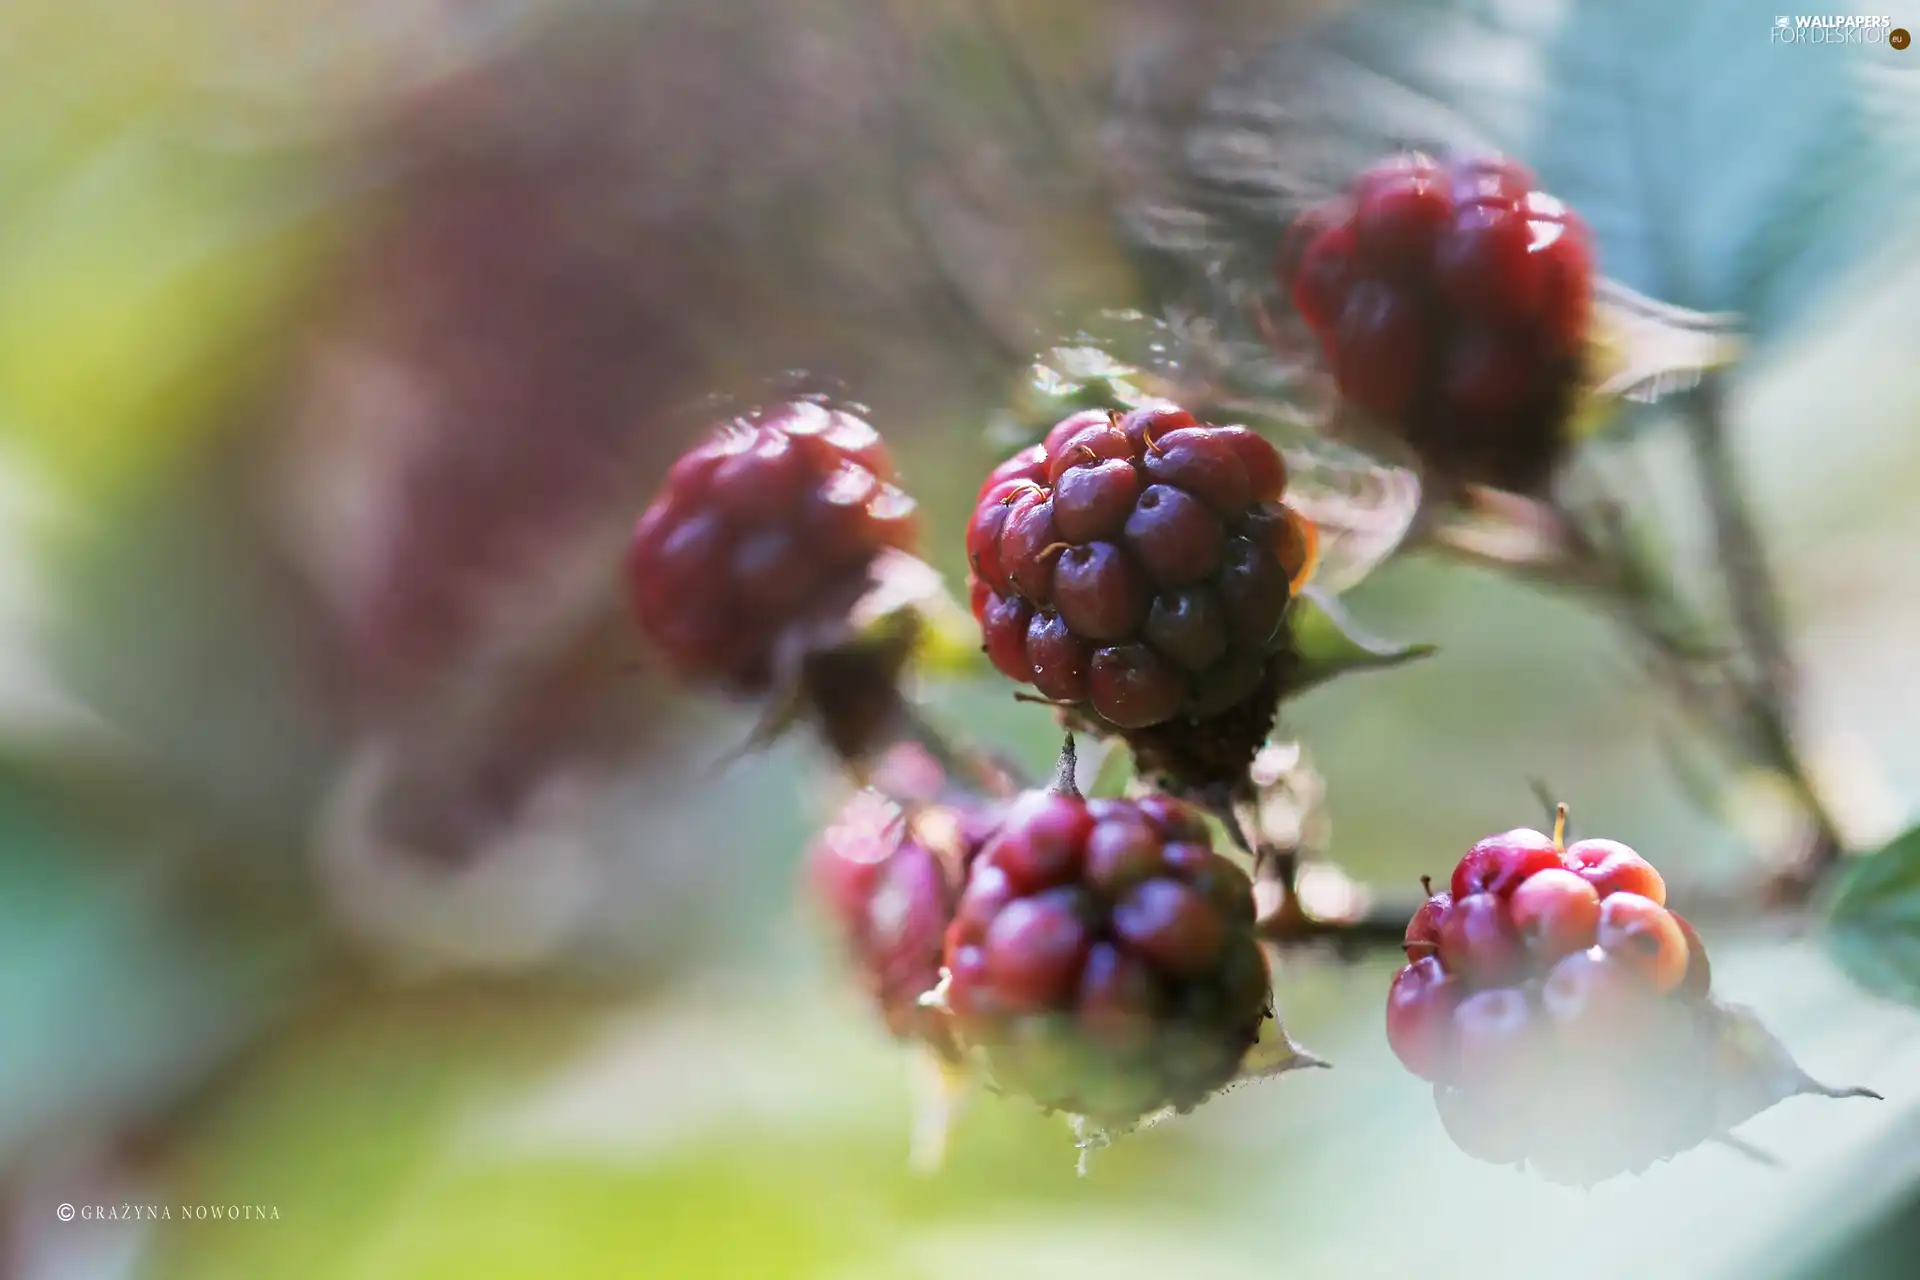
left=2, top=1, right=1918, bottom=1277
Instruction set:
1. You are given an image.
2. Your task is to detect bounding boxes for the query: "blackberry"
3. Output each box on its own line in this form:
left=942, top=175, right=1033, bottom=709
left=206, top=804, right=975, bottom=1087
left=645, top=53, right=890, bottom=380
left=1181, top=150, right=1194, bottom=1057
left=627, top=401, right=919, bottom=757
left=1281, top=153, right=1595, bottom=494
left=808, top=769, right=1004, bottom=1058
left=933, top=740, right=1269, bottom=1125
left=966, top=405, right=1317, bottom=790
left=1386, top=807, right=1875, bottom=1183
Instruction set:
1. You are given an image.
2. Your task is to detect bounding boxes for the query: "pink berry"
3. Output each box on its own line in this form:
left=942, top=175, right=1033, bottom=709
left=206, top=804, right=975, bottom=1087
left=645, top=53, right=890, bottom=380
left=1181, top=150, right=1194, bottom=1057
left=1386, top=956, right=1462, bottom=1082
left=1436, top=892, right=1527, bottom=989
left=1595, top=893, right=1689, bottom=993
left=1508, top=868, right=1601, bottom=962
left=1561, top=838, right=1667, bottom=905
left=1403, top=889, right=1453, bottom=961
left=1450, top=828, right=1564, bottom=900
left=1670, top=911, right=1712, bottom=1000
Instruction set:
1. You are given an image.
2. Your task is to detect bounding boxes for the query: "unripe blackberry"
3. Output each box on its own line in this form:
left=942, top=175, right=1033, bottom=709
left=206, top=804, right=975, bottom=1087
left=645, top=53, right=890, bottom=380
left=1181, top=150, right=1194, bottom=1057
left=627, top=401, right=920, bottom=758
left=808, top=774, right=1004, bottom=1059
left=966, top=405, right=1317, bottom=789
left=1279, top=152, right=1595, bottom=494
left=933, top=741, right=1268, bottom=1124
left=1384, top=805, right=1873, bottom=1183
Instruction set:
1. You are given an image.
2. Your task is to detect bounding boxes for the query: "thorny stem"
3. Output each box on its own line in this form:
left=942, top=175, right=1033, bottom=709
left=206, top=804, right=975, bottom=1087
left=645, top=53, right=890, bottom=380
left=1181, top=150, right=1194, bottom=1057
left=1255, top=888, right=1423, bottom=954
left=1680, top=376, right=1845, bottom=888
left=1414, top=381, right=1845, bottom=906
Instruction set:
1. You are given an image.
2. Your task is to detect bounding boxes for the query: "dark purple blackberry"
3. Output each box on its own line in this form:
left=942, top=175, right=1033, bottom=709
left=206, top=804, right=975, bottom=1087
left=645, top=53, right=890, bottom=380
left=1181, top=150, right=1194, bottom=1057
left=965, top=405, right=1317, bottom=789
left=937, top=749, right=1268, bottom=1125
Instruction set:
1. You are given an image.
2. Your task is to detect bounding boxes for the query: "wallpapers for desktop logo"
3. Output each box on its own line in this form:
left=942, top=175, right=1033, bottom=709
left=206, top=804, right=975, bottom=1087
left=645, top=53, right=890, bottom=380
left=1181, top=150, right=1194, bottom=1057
left=1771, top=14, right=1899, bottom=42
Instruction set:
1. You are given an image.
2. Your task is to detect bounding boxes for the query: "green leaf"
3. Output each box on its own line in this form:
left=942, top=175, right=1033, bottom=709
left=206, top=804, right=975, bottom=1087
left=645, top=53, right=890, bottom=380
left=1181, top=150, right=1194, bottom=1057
left=1086, top=739, right=1136, bottom=799
left=1283, top=587, right=1436, bottom=700
left=1823, top=825, right=1920, bottom=1004
left=0, top=784, right=309, bottom=1162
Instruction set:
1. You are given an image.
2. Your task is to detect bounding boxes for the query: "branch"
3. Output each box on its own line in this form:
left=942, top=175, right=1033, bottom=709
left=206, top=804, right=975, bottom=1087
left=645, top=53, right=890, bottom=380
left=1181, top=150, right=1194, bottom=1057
left=1681, top=375, right=1845, bottom=881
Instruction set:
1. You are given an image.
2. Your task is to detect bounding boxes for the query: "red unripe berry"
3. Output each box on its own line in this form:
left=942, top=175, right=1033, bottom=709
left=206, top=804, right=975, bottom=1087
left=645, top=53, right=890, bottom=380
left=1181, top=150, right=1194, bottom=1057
left=1280, top=152, right=1595, bottom=496
left=1441, top=328, right=1537, bottom=421
left=1053, top=459, right=1142, bottom=543
left=1386, top=956, right=1462, bottom=1082
left=1215, top=425, right=1289, bottom=501
left=1087, top=642, right=1187, bottom=729
left=1142, top=428, right=1255, bottom=516
left=983, top=792, right=1092, bottom=892
left=1436, top=892, right=1527, bottom=989
left=968, top=407, right=1306, bottom=760
left=1435, top=202, right=1542, bottom=324
left=939, top=776, right=1269, bottom=1123
left=1292, top=221, right=1357, bottom=334
left=1083, top=814, right=1164, bottom=897
left=1133, top=793, right=1211, bottom=842
left=1077, top=942, right=1159, bottom=1052
left=1042, top=410, right=1118, bottom=461
left=1113, top=878, right=1227, bottom=976
left=1115, top=404, right=1197, bottom=452
left=1561, top=838, right=1667, bottom=904
left=1403, top=890, right=1453, bottom=961
left=1332, top=279, right=1432, bottom=421
left=1595, top=892, right=1689, bottom=993
left=968, top=479, right=1028, bottom=592
left=1520, top=192, right=1595, bottom=352
left=1508, top=868, right=1601, bottom=962
left=1670, top=911, right=1712, bottom=1000
left=1450, top=828, right=1564, bottom=900
left=1054, top=542, right=1151, bottom=641
left=809, top=785, right=991, bottom=1052
left=949, top=862, right=1018, bottom=946
left=628, top=404, right=916, bottom=692
left=1353, top=156, right=1453, bottom=281
left=983, top=889, right=1094, bottom=1013
left=981, top=444, right=1047, bottom=498
left=978, top=590, right=1034, bottom=683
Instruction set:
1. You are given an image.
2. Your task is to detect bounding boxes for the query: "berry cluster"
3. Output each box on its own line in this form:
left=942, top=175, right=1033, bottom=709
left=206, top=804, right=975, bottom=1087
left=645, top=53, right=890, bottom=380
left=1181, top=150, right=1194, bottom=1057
left=808, top=770, right=1005, bottom=1059
left=967, top=406, right=1316, bottom=780
left=938, top=768, right=1269, bottom=1125
left=1387, top=820, right=1726, bottom=1182
left=627, top=401, right=917, bottom=692
left=1282, top=153, right=1594, bottom=494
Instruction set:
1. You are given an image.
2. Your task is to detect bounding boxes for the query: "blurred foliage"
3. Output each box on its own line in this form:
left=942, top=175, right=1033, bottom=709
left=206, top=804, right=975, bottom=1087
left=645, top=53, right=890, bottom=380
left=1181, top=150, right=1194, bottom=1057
left=1826, top=827, right=1920, bottom=1006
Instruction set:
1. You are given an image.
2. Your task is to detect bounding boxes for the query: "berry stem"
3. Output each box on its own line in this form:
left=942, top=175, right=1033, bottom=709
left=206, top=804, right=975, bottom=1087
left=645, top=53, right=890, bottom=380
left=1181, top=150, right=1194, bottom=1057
left=1417, top=389, right=1846, bottom=908
left=1253, top=887, right=1428, bottom=953
left=1552, top=802, right=1568, bottom=853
